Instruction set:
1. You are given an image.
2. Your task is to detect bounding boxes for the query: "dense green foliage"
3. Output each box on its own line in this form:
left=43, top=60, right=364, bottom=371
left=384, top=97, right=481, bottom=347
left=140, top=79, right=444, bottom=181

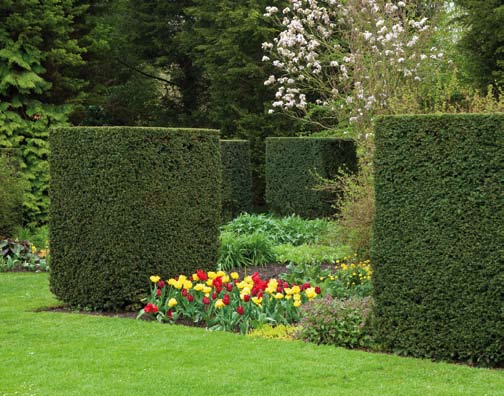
left=181, top=0, right=299, bottom=205
left=218, top=214, right=333, bottom=270
left=49, top=127, right=221, bottom=310
left=372, top=114, right=504, bottom=367
left=220, top=140, right=253, bottom=222
left=0, top=1, right=87, bottom=226
left=221, top=213, right=330, bottom=246
left=265, top=138, right=357, bottom=218
left=0, top=150, right=23, bottom=237
left=454, top=0, right=504, bottom=89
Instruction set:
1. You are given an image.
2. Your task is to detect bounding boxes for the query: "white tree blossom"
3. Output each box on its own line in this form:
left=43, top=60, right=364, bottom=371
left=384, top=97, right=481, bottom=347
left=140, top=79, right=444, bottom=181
left=263, top=0, right=438, bottom=139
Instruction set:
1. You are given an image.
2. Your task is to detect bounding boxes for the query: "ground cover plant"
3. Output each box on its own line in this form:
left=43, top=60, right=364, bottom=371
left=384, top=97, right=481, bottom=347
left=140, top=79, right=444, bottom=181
left=1, top=273, right=504, bottom=396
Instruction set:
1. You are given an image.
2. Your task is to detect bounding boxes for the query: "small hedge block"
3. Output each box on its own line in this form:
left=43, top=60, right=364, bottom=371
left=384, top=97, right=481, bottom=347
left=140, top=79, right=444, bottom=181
left=372, top=114, right=504, bottom=367
left=49, top=127, right=221, bottom=310
left=265, top=137, right=357, bottom=218
left=220, top=140, right=252, bottom=222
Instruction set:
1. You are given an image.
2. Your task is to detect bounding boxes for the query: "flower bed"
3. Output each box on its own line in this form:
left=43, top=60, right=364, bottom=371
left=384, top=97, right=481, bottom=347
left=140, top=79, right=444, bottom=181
left=138, top=270, right=322, bottom=334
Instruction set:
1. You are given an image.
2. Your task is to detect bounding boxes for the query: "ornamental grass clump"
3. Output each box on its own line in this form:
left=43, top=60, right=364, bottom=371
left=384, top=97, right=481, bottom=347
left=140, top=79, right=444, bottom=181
left=296, top=295, right=374, bottom=349
left=138, top=270, right=322, bottom=335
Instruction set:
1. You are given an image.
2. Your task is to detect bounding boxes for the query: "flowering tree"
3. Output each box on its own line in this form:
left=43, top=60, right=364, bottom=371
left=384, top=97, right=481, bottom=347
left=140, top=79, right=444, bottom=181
left=262, top=0, right=441, bottom=142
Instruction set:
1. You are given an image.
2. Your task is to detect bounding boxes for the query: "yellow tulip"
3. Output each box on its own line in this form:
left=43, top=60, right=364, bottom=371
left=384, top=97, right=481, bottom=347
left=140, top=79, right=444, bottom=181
left=208, top=271, right=217, bottom=279
left=214, top=299, right=225, bottom=309
left=305, top=287, right=317, bottom=299
left=293, top=301, right=301, bottom=308
left=150, top=275, right=161, bottom=283
left=274, top=293, right=284, bottom=300
left=230, top=272, right=239, bottom=280
left=168, top=298, right=177, bottom=307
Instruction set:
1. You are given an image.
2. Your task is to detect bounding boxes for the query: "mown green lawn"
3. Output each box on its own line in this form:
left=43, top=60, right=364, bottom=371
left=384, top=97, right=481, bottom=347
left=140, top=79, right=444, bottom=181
left=1, top=273, right=502, bottom=396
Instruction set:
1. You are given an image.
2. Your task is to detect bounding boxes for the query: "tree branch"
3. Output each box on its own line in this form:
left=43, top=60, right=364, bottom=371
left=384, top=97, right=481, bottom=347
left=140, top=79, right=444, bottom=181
left=116, top=59, right=176, bottom=86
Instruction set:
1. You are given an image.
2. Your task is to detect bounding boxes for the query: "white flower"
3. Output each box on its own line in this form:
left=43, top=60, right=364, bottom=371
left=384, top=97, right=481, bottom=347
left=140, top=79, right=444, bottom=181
left=398, top=1, right=406, bottom=7
left=264, top=75, right=276, bottom=86
left=262, top=56, right=270, bottom=62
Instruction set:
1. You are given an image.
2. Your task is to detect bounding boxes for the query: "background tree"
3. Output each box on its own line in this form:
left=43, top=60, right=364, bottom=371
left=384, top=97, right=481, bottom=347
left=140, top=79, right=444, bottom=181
left=454, top=0, right=504, bottom=90
left=179, top=0, right=299, bottom=204
left=0, top=0, right=87, bottom=225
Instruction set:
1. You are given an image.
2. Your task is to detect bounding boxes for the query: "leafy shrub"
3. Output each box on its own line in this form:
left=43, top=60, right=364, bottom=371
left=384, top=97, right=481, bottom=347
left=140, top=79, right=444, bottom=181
left=373, top=114, right=504, bottom=367
left=0, top=152, right=24, bottom=238
left=49, top=127, right=221, bottom=310
left=13, top=226, right=49, bottom=250
left=0, top=238, right=49, bottom=272
left=218, top=232, right=277, bottom=271
left=265, top=137, right=357, bottom=218
left=222, top=213, right=329, bottom=246
left=317, top=166, right=374, bottom=259
left=296, top=296, right=374, bottom=349
left=221, top=140, right=253, bottom=222
left=273, top=243, right=351, bottom=266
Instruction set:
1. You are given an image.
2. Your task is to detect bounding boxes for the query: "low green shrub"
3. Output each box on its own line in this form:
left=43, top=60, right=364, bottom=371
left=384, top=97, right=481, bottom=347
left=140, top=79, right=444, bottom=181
left=0, top=238, right=49, bottom=272
left=218, top=232, right=276, bottom=271
left=273, top=243, right=351, bottom=266
left=13, top=226, right=49, bottom=250
left=296, top=296, right=374, bottom=349
left=222, top=213, right=329, bottom=246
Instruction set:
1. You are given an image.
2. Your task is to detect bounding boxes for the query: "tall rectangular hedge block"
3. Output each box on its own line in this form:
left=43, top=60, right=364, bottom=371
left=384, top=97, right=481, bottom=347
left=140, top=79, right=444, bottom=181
left=220, top=140, right=252, bottom=222
left=49, top=127, right=221, bottom=310
left=265, top=137, right=357, bottom=218
left=372, top=114, right=504, bottom=367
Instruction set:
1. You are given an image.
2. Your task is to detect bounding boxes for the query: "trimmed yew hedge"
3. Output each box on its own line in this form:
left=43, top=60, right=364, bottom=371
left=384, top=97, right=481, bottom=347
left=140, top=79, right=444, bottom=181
left=49, top=127, right=221, bottom=310
left=265, top=137, right=357, bottom=218
left=220, top=140, right=252, bottom=222
left=372, top=114, right=504, bottom=367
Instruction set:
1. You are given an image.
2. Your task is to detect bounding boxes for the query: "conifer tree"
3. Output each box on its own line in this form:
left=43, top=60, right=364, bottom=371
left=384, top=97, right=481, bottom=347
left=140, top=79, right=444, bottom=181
left=0, top=0, right=86, bottom=225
